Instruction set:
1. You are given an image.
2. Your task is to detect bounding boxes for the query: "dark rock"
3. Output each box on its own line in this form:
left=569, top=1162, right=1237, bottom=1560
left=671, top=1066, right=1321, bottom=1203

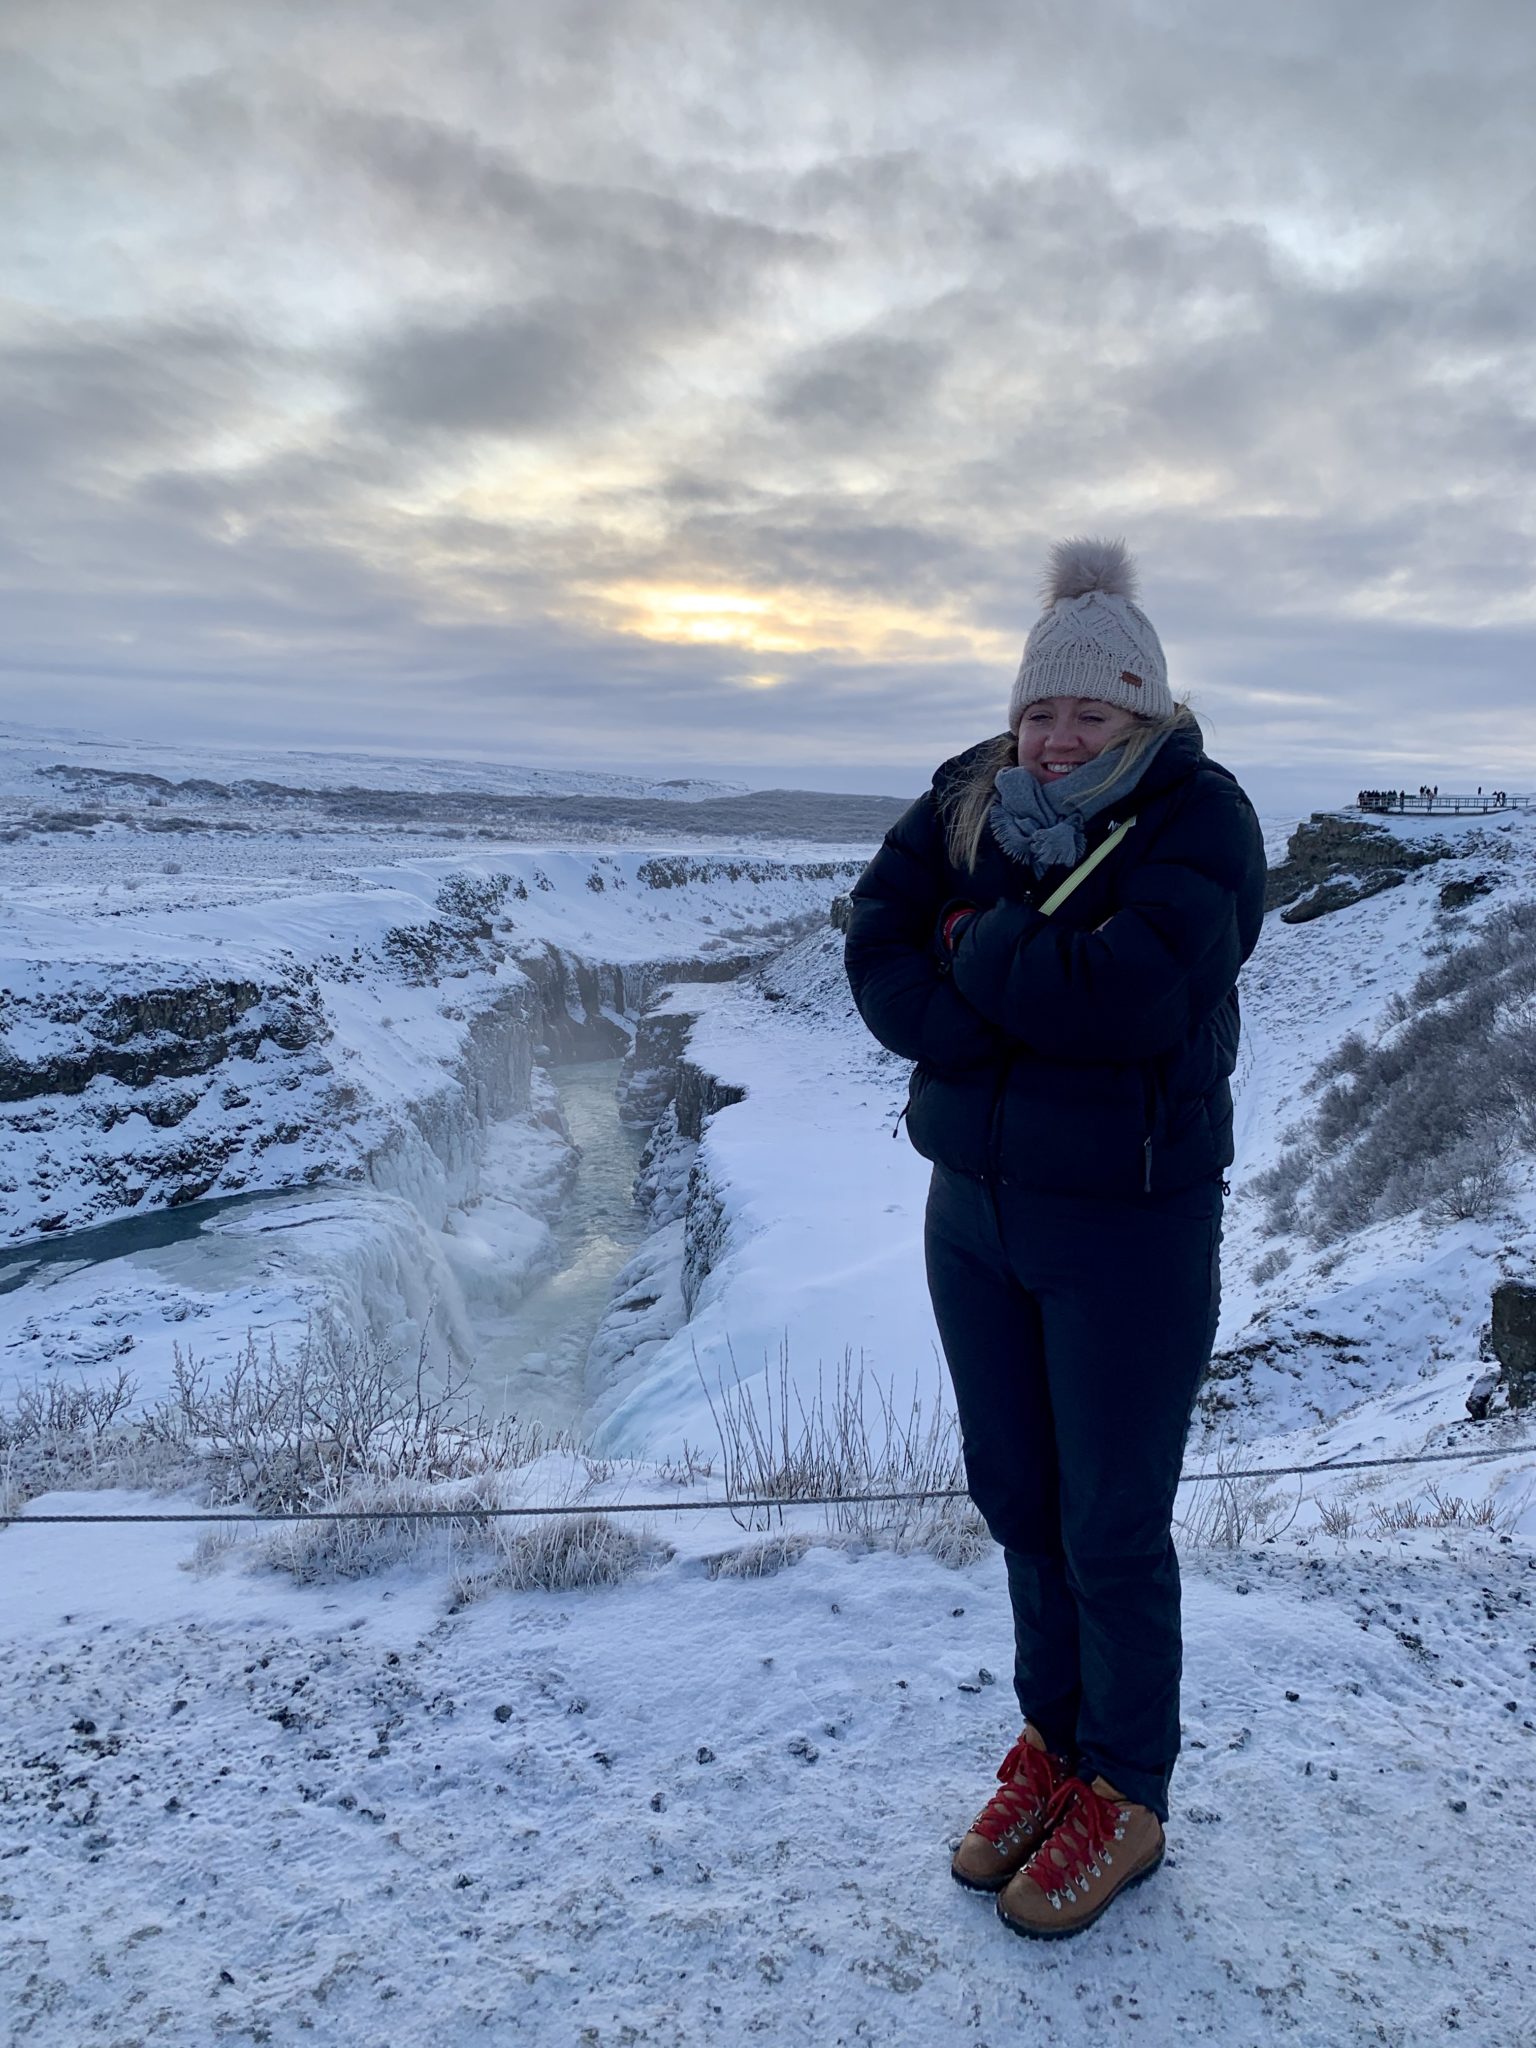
left=674, top=1059, right=746, bottom=1145
left=1265, top=814, right=1448, bottom=916
left=619, top=1000, right=753, bottom=1138
left=1439, top=874, right=1495, bottom=911
left=1490, top=1283, right=1536, bottom=1409
left=492, top=1703, right=513, bottom=1723
left=1280, top=871, right=1406, bottom=924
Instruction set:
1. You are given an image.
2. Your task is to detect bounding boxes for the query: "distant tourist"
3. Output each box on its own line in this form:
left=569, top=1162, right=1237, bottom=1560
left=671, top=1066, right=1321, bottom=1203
left=844, top=539, right=1265, bottom=1939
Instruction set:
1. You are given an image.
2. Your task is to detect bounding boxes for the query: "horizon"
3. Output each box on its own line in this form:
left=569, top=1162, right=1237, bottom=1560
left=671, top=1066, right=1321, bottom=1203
left=2, top=712, right=1517, bottom=826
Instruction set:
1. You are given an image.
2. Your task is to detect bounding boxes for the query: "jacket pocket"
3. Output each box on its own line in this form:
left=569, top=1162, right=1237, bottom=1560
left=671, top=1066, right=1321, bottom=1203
left=1140, top=1060, right=1168, bottom=1194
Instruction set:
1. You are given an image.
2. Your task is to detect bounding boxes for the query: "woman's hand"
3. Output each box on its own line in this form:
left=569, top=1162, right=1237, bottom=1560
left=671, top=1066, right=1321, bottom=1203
left=939, top=904, right=978, bottom=952
left=844, top=794, right=1007, bottom=1069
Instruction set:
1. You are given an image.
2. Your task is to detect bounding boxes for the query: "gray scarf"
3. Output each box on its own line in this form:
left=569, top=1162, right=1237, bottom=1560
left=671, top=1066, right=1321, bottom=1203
left=990, top=731, right=1172, bottom=877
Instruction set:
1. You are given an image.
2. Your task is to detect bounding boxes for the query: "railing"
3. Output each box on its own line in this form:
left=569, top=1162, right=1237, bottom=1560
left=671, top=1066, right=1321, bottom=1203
left=1355, top=793, right=1533, bottom=816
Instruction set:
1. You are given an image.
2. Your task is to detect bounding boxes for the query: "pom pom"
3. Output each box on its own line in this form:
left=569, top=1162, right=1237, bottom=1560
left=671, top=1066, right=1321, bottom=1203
left=1042, top=536, right=1139, bottom=607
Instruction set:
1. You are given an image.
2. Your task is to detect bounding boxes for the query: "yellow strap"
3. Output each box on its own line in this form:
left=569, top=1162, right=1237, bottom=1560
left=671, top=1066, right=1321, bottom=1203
left=1037, top=816, right=1137, bottom=919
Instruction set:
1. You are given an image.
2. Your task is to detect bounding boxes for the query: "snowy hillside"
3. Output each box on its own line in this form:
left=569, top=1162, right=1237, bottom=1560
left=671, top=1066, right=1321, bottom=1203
left=0, top=720, right=904, bottom=858
left=4, top=782, right=1535, bottom=2046
left=0, top=718, right=749, bottom=804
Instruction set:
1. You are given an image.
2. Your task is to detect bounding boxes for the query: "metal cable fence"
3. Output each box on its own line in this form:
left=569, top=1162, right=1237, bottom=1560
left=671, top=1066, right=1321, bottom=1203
left=5, top=1437, right=1533, bottom=1526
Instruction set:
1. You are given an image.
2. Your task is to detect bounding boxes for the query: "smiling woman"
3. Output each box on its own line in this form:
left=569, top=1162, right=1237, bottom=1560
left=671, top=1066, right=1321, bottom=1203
left=844, top=536, right=1267, bottom=1942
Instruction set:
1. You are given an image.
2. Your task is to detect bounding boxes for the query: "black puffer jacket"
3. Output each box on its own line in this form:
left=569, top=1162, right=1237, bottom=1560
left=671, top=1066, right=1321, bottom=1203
left=844, top=724, right=1267, bottom=1199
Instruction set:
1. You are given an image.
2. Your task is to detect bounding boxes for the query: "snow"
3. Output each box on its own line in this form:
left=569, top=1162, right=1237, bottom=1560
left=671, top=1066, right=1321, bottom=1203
left=5, top=753, right=1536, bottom=2044
left=585, top=968, right=935, bottom=1453
left=5, top=1505, right=1534, bottom=2045
left=0, top=716, right=748, bottom=804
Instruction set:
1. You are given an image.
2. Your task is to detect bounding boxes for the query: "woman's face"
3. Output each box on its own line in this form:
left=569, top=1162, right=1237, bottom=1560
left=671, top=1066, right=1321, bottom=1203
left=1016, top=697, right=1142, bottom=784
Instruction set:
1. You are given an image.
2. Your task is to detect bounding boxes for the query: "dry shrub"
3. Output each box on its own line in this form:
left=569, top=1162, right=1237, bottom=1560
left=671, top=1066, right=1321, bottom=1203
left=142, top=1318, right=573, bottom=1510
left=1256, top=906, right=1536, bottom=1244
left=450, top=1513, right=671, bottom=1602
left=1315, top=1478, right=1526, bottom=1543
left=697, top=1338, right=975, bottom=1565
left=1176, top=1435, right=1300, bottom=1549
left=705, top=1534, right=812, bottom=1579
left=1365, top=1483, right=1500, bottom=1536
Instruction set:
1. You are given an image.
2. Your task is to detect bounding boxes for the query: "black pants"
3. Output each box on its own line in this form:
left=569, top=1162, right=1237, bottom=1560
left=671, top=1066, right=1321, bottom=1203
left=924, top=1164, right=1222, bottom=1820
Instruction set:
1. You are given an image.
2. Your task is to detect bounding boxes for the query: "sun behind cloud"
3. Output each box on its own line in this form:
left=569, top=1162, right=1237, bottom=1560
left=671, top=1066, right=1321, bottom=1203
left=596, top=580, right=1011, bottom=665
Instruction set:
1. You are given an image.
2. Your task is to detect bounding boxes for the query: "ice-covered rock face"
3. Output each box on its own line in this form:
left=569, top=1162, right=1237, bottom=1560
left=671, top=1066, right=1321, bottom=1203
left=0, top=842, right=865, bottom=1415
left=0, top=850, right=859, bottom=1246
left=1, top=965, right=338, bottom=1230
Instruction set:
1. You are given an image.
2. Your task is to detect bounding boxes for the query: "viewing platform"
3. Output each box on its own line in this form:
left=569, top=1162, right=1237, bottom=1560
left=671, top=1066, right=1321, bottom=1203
left=1353, top=790, right=1531, bottom=817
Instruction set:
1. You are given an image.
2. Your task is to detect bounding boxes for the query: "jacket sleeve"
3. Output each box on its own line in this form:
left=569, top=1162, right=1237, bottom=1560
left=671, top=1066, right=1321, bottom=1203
left=947, top=780, right=1266, bottom=1062
left=843, top=791, right=1005, bottom=1070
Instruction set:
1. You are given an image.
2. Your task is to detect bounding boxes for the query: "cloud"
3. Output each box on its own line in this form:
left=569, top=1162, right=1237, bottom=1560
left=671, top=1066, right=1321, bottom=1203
left=767, top=333, right=946, bottom=436
left=0, top=316, right=267, bottom=471
left=354, top=303, right=627, bottom=437
left=2, top=0, right=1535, bottom=800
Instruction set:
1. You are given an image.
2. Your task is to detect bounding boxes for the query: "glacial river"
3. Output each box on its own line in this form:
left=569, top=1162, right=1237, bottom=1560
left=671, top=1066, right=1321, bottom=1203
left=462, top=1056, right=651, bottom=1430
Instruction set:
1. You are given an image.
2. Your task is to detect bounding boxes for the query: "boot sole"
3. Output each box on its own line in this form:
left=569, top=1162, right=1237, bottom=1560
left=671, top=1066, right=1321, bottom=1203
left=995, top=1848, right=1164, bottom=1940
left=951, top=1862, right=1017, bottom=1894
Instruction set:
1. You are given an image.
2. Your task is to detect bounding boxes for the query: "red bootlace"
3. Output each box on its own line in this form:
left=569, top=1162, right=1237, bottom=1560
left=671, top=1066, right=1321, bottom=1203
left=969, top=1736, right=1066, bottom=1845
left=1020, top=1778, right=1125, bottom=1898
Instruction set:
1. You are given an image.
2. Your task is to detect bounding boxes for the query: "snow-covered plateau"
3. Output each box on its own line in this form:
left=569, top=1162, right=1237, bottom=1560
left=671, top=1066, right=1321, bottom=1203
left=3, top=738, right=1535, bottom=2047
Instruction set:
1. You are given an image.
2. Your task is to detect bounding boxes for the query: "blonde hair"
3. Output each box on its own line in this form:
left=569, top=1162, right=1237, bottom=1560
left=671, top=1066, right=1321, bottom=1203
left=939, top=703, right=1201, bottom=873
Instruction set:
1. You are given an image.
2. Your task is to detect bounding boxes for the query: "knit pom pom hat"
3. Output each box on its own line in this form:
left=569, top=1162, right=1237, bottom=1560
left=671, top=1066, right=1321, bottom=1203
left=1007, top=537, right=1171, bottom=731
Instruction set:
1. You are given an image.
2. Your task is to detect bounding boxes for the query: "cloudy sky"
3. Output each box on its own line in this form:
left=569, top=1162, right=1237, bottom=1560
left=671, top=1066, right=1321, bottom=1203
left=4, top=1, right=1534, bottom=804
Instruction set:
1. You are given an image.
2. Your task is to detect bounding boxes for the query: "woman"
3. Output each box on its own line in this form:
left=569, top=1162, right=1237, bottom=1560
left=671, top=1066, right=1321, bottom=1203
left=844, top=539, right=1265, bottom=1940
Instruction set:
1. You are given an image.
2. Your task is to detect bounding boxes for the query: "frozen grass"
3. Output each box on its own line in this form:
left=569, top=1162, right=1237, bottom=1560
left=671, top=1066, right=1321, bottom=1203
left=0, top=1317, right=579, bottom=1523
left=449, top=1513, right=672, bottom=1602
left=0, top=1366, right=186, bottom=1521
left=1314, top=1478, right=1527, bottom=1543
left=1176, top=1432, right=1302, bottom=1549
left=704, top=1533, right=813, bottom=1579
left=264, top=1476, right=673, bottom=1593
left=1, top=1319, right=677, bottom=1590
left=696, top=1337, right=988, bottom=1564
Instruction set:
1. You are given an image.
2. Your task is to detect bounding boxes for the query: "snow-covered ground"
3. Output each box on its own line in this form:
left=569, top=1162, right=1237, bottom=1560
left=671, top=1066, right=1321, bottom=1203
left=4, top=739, right=1536, bottom=2045
left=6, top=1503, right=1534, bottom=2045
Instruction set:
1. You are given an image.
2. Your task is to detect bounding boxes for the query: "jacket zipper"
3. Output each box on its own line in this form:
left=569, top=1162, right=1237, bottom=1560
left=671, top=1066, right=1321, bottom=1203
left=986, top=1053, right=1013, bottom=1182
left=1141, top=1063, right=1164, bottom=1196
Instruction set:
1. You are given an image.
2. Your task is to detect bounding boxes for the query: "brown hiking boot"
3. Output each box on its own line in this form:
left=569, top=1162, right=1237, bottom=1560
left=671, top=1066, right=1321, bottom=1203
left=950, top=1727, right=1073, bottom=1892
left=995, top=1775, right=1165, bottom=1939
